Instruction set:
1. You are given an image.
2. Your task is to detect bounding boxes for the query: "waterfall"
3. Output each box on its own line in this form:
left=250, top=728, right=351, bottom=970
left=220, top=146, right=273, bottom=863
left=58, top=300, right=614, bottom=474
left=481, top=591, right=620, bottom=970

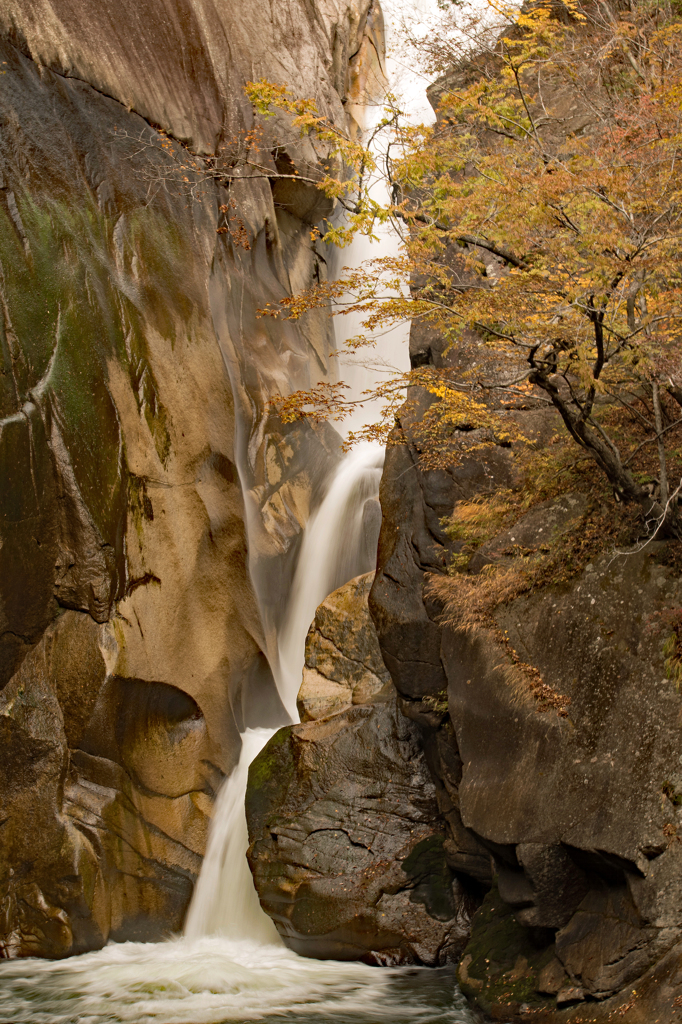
left=184, top=64, right=409, bottom=941
left=0, top=438, right=478, bottom=1024
left=275, top=441, right=385, bottom=719
left=183, top=727, right=280, bottom=943
left=183, top=442, right=385, bottom=938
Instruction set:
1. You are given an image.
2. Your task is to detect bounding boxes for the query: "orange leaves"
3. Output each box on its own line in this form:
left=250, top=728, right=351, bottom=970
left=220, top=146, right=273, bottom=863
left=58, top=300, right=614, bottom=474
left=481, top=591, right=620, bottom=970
left=245, top=5, right=682, bottom=501
left=269, top=382, right=351, bottom=424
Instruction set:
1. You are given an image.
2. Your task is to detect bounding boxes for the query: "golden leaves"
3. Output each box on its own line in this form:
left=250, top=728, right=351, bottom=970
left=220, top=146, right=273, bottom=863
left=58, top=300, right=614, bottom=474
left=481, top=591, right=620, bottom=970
left=247, top=2, right=682, bottom=502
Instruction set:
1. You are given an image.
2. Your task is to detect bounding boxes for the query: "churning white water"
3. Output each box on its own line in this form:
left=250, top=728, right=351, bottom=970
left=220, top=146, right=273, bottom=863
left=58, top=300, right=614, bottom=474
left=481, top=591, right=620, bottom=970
left=0, top=937, right=475, bottom=1024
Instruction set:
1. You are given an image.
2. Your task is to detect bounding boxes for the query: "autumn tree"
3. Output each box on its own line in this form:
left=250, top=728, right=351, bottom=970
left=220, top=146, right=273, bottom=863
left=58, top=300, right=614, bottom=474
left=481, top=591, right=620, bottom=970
left=253, top=0, right=682, bottom=540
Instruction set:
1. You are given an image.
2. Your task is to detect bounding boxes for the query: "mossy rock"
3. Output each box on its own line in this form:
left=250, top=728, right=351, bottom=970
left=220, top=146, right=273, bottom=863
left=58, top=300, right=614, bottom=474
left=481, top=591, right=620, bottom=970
left=246, top=727, right=295, bottom=832
left=457, top=882, right=560, bottom=1015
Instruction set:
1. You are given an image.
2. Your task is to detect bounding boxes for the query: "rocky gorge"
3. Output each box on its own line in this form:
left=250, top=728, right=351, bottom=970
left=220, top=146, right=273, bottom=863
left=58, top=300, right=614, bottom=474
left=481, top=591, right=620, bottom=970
left=1, top=0, right=682, bottom=1023
left=0, top=0, right=384, bottom=958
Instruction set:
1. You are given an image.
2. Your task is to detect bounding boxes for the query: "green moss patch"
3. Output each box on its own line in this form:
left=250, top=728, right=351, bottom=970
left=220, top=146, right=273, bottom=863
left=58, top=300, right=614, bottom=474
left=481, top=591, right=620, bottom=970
left=246, top=727, right=295, bottom=834
left=457, top=883, right=558, bottom=1014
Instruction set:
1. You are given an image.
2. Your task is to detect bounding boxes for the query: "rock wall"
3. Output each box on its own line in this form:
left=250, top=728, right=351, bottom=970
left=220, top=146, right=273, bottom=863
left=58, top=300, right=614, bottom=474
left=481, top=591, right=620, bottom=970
left=369, top=321, right=682, bottom=1020
left=0, top=0, right=381, bottom=957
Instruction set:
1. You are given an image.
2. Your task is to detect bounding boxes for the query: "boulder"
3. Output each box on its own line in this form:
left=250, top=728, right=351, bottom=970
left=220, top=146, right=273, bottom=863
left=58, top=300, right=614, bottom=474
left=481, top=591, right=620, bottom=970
left=297, top=572, right=391, bottom=722
left=246, top=691, right=476, bottom=965
left=249, top=573, right=477, bottom=965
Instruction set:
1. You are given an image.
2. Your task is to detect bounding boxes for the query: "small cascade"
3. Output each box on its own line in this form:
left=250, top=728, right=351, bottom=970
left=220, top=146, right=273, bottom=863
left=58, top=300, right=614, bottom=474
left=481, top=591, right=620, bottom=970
left=184, top=728, right=280, bottom=943
left=183, top=442, right=385, bottom=941
left=275, top=441, right=385, bottom=719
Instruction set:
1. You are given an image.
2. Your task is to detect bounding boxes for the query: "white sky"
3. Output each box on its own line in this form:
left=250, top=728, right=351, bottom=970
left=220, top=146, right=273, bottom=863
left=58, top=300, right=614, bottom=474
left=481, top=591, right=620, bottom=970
left=380, top=0, right=444, bottom=123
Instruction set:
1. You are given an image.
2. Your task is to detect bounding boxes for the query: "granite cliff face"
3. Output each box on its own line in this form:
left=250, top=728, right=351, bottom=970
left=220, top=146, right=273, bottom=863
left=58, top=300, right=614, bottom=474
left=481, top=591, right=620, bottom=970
left=0, top=0, right=382, bottom=957
left=246, top=300, right=682, bottom=1020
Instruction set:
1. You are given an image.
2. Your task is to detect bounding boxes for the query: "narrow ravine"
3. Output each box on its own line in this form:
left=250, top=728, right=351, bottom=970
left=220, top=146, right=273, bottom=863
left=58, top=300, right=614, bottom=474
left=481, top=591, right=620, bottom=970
left=0, top=1, right=480, bottom=1019
left=0, top=442, right=477, bottom=1024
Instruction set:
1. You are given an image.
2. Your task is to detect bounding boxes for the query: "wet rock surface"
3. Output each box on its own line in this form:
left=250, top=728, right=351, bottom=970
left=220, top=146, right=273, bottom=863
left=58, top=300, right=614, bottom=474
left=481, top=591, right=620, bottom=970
left=0, top=0, right=379, bottom=956
left=297, top=572, right=391, bottom=722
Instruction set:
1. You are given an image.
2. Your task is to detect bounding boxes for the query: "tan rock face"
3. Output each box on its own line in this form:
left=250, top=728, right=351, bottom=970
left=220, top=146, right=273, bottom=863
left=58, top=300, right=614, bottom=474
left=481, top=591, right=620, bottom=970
left=0, top=0, right=379, bottom=153
left=0, top=0, right=380, bottom=956
left=297, top=571, right=391, bottom=721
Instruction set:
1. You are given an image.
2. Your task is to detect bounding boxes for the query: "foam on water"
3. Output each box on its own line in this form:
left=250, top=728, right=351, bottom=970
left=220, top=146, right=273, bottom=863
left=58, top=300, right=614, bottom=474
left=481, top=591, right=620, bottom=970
left=0, top=936, right=476, bottom=1024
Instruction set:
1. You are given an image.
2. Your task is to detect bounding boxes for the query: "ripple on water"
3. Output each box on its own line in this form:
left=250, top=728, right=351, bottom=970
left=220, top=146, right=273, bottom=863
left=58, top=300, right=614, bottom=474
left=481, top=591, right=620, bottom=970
left=0, top=937, right=479, bottom=1024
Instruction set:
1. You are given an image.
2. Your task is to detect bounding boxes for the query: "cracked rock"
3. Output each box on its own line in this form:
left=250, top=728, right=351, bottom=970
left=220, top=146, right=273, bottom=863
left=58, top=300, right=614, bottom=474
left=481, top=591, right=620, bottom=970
left=297, top=571, right=391, bottom=722
left=246, top=688, right=477, bottom=964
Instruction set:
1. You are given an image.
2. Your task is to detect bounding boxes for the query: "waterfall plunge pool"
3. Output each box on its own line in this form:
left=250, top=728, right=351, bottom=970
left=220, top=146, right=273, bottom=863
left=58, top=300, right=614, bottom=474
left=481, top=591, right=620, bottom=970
left=0, top=938, right=476, bottom=1024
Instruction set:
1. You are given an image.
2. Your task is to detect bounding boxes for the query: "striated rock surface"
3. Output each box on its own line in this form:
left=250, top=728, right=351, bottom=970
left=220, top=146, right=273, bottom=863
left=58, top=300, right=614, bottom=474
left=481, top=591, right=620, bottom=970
left=297, top=571, right=391, bottom=721
left=0, top=0, right=381, bottom=956
left=246, top=690, right=476, bottom=965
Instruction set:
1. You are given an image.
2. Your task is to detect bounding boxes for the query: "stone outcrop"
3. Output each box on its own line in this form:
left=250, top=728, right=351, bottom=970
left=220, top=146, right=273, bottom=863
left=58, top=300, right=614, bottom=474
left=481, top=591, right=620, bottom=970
left=368, top=316, right=682, bottom=1020
left=247, top=654, right=476, bottom=964
left=0, top=0, right=382, bottom=956
left=297, top=571, right=391, bottom=721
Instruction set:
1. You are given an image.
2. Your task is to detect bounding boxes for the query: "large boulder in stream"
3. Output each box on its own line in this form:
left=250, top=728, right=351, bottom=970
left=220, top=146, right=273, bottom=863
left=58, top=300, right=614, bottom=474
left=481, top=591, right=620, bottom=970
left=0, top=0, right=384, bottom=957
left=246, top=573, right=478, bottom=965
left=246, top=692, right=477, bottom=966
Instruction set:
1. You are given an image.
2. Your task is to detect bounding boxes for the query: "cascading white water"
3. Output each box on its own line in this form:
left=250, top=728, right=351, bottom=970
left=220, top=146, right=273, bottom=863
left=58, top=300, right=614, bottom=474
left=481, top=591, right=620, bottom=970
left=328, top=134, right=412, bottom=438
left=182, top=0, right=410, bottom=951
left=184, top=728, right=280, bottom=943
left=182, top=443, right=385, bottom=938
left=275, top=441, right=385, bottom=719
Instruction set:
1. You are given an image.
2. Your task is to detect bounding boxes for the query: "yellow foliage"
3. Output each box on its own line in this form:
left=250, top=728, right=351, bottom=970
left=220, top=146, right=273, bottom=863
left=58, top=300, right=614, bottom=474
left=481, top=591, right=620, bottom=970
left=246, top=0, right=682, bottom=520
